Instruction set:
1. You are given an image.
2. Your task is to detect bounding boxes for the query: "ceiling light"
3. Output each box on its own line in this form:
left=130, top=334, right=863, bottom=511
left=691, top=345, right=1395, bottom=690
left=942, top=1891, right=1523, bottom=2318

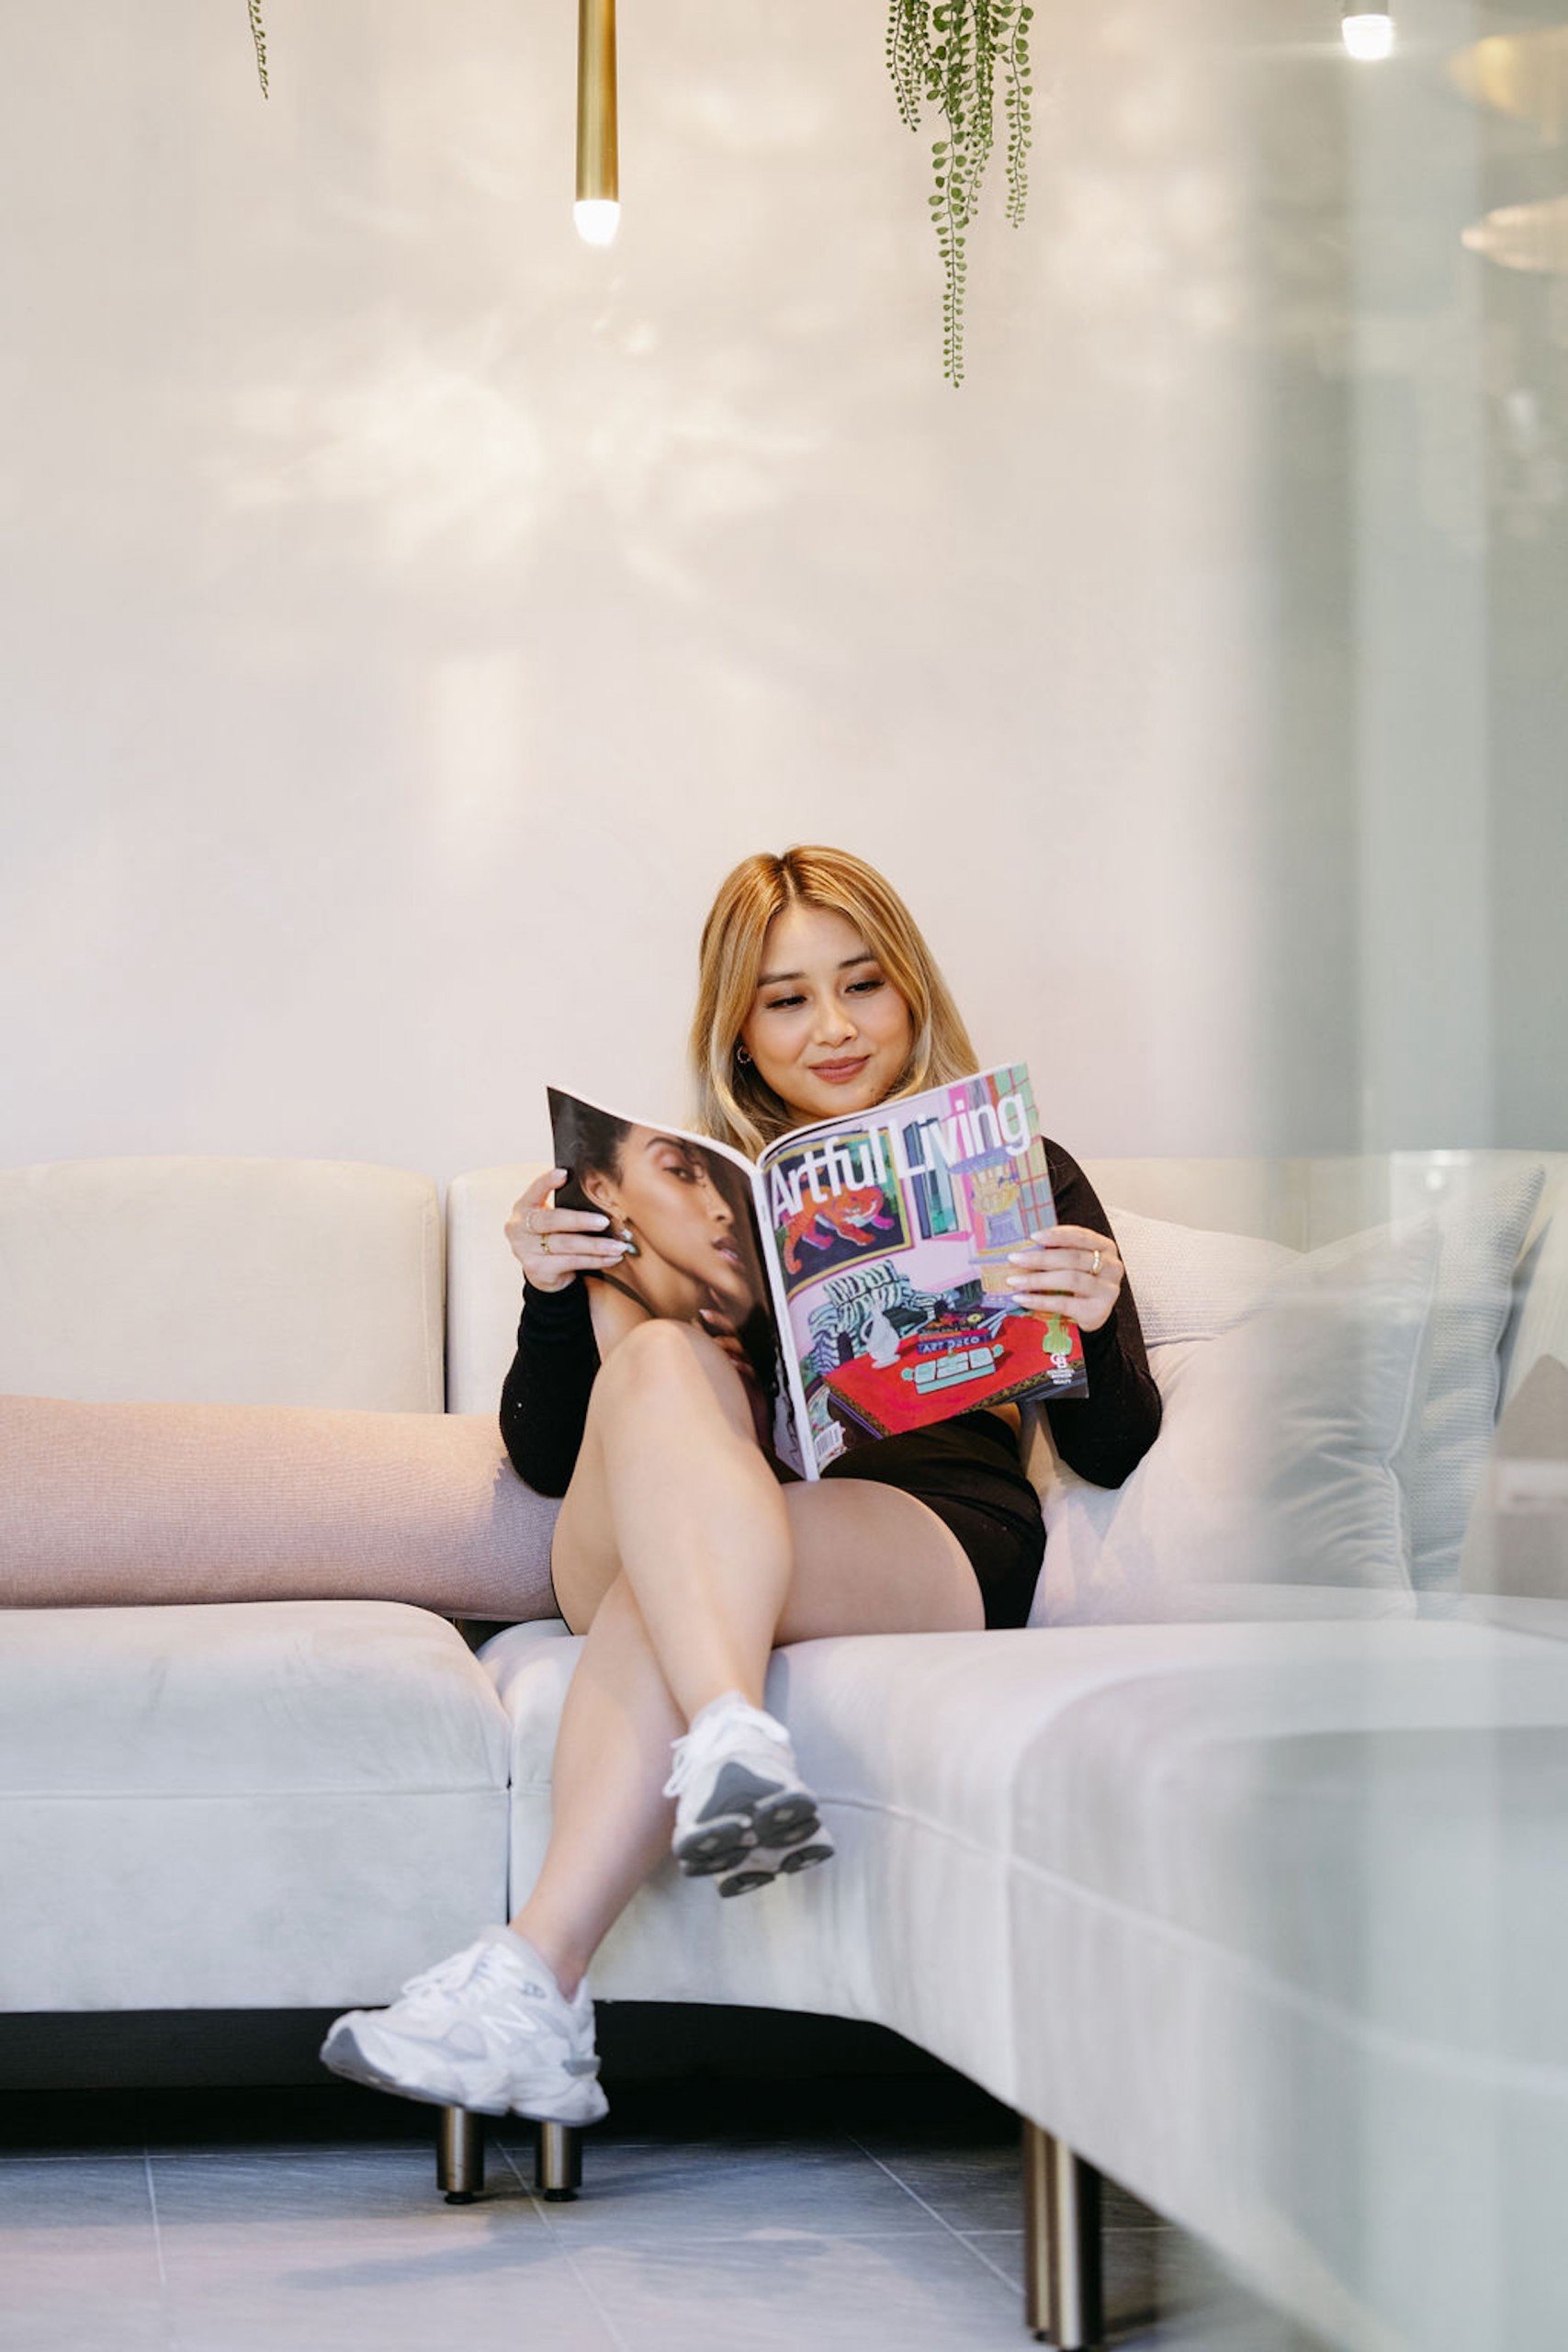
left=575, top=0, right=619, bottom=247
left=1343, top=7, right=1395, bottom=61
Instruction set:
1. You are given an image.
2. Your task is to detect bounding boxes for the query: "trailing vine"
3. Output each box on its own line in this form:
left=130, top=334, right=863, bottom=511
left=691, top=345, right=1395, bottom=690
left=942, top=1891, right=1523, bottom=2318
left=248, top=0, right=268, bottom=100
left=886, top=1, right=1034, bottom=387
left=239, top=6, right=1034, bottom=380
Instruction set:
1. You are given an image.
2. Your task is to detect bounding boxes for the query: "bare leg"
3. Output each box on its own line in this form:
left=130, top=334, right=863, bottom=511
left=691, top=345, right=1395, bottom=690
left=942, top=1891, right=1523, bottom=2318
left=509, top=1317, right=984, bottom=1998
left=562, top=1317, right=795, bottom=1720
left=509, top=1572, right=682, bottom=1999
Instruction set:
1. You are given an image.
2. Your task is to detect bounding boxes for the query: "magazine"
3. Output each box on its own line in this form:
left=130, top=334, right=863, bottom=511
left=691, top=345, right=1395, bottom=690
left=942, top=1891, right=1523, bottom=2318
left=547, top=1059, right=1088, bottom=1480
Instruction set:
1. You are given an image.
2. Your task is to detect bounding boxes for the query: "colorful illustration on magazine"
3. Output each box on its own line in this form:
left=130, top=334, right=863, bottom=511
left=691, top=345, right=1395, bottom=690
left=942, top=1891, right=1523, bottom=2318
left=764, top=1064, right=1088, bottom=1467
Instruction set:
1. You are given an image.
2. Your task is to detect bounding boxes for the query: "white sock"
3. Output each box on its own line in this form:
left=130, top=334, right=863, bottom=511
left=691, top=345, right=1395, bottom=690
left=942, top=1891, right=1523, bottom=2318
left=688, top=1689, right=761, bottom=1734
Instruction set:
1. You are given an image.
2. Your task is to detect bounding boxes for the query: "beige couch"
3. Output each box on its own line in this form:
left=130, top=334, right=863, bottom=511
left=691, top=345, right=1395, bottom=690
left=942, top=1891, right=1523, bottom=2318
left=3, top=1148, right=1566, bottom=2352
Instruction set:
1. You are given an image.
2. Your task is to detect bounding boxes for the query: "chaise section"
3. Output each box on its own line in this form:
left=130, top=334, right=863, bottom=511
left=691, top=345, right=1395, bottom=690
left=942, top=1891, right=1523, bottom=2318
left=1005, top=1608, right=1568, bottom=2352
left=481, top=1619, right=1255, bottom=2111
left=0, top=1600, right=511, bottom=2011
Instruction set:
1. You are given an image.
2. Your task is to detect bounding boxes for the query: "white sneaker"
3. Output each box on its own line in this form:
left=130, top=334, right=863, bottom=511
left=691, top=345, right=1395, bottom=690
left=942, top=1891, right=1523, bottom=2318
left=319, top=1927, right=608, bottom=2126
left=715, top=1827, right=837, bottom=1899
left=663, top=1691, right=829, bottom=1880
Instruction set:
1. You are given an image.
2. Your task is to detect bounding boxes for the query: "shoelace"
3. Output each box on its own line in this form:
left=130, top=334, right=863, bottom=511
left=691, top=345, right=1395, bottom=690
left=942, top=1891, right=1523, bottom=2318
left=400, top=1939, right=552, bottom=2011
left=662, top=1702, right=791, bottom=1802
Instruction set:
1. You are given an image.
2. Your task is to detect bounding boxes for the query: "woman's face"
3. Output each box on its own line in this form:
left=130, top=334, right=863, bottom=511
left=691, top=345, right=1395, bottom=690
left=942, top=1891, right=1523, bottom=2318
left=582, top=1127, right=754, bottom=1320
left=739, top=903, right=915, bottom=1128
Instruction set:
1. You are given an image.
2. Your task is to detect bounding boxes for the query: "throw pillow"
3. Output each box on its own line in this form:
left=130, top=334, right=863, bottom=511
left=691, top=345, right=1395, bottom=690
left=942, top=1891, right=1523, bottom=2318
left=1030, top=1216, right=1441, bottom=1624
left=1017, top=1210, right=1298, bottom=1510
left=1457, top=1352, right=1568, bottom=1600
left=1393, top=1161, right=1546, bottom=1589
left=0, top=1394, right=559, bottom=1620
left=1101, top=1205, right=1300, bottom=1346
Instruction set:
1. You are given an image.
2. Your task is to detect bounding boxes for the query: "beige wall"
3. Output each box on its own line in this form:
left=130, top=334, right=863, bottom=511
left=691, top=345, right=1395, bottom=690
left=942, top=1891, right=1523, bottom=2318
left=1, top=3, right=1557, bottom=1183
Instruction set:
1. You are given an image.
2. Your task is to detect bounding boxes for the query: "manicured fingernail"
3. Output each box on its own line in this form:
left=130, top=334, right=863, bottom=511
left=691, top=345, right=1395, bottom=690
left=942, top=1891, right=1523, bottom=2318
left=1006, top=1275, right=1026, bottom=1287
left=1007, top=1250, right=1032, bottom=1263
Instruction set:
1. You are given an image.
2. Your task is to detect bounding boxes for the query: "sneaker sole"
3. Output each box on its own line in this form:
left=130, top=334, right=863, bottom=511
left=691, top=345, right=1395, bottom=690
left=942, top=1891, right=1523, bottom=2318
left=672, top=1788, right=823, bottom=1876
left=320, top=2020, right=608, bottom=2128
left=509, top=2079, right=610, bottom=2128
left=319, top=2020, right=510, bottom=2115
left=716, top=1838, right=836, bottom=1898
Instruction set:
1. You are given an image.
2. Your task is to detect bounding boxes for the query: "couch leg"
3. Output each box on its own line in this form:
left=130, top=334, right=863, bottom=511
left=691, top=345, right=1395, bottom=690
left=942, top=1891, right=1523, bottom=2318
left=436, top=2105, right=485, bottom=2203
left=535, top=2120, right=581, bottom=2201
left=1021, top=2120, right=1103, bottom=2347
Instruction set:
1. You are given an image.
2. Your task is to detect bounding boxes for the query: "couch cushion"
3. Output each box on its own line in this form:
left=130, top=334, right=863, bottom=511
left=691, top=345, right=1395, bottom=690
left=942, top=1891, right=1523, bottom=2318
left=0, top=1601, right=511, bottom=2008
left=0, top=1395, right=558, bottom=1618
left=446, top=1164, right=551, bottom=1416
left=1032, top=1216, right=1440, bottom=1622
left=0, top=1157, right=443, bottom=1411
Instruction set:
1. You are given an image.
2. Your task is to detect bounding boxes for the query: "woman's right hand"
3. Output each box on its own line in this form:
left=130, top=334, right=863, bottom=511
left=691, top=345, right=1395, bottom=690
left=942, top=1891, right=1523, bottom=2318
left=505, top=1168, right=630, bottom=1295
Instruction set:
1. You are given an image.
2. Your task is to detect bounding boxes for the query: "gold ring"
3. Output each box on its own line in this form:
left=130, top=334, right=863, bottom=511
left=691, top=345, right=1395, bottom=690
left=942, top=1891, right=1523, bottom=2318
left=540, top=1232, right=552, bottom=1253
left=1091, top=1249, right=1102, bottom=1277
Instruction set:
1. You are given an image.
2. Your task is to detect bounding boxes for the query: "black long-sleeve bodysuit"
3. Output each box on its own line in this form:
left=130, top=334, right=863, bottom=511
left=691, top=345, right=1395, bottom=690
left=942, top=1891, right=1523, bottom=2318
left=500, top=1137, right=1162, bottom=1631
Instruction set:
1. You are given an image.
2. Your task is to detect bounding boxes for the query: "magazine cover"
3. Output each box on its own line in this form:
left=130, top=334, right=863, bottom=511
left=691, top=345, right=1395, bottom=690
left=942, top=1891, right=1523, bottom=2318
left=545, top=1058, right=1086, bottom=1482
left=754, top=1060, right=1087, bottom=1471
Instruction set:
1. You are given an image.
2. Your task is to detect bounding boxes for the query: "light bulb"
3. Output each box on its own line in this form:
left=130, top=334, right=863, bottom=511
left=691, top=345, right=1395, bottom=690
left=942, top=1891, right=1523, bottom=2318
left=573, top=198, right=620, bottom=247
left=1342, top=9, right=1394, bottom=61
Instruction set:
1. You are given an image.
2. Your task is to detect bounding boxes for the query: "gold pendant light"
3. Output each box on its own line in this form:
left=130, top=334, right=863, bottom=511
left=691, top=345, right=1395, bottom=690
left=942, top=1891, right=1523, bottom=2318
left=575, top=0, right=619, bottom=246
left=1342, top=5, right=1394, bottom=61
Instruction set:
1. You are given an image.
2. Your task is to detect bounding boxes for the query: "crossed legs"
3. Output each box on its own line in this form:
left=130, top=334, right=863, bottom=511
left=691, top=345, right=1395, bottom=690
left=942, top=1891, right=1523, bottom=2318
left=509, top=1317, right=983, bottom=1996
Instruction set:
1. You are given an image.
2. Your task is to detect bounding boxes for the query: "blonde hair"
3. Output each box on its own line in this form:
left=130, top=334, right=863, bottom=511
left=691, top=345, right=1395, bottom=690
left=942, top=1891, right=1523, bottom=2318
left=689, top=845, right=980, bottom=1158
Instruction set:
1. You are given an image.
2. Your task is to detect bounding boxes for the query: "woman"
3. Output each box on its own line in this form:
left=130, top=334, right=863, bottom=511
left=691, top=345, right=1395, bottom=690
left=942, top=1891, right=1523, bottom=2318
left=321, top=845, right=1162, bottom=2128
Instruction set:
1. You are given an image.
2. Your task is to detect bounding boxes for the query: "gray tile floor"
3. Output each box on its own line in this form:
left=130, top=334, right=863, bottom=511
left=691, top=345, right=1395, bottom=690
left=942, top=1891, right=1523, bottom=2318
left=0, top=2080, right=1326, bottom=2352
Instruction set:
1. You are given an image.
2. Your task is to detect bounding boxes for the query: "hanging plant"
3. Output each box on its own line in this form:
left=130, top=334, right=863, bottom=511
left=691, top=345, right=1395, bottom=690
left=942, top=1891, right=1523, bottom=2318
left=248, top=0, right=269, bottom=100
left=886, top=0, right=1034, bottom=387
left=240, top=5, right=1033, bottom=381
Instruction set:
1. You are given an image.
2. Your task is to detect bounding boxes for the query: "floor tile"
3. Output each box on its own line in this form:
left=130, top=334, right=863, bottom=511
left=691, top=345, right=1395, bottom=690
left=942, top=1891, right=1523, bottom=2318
left=0, top=2158, right=168, bottom=2352
left=0, top=2295, right=172, bottom=2352
left=159, top=2258, right=620, bottom=2352
left=145, top=2145, right=554, bottom=2279
left=564, top=2231, right=1026, bottom=2352
left=146, top=2152, right=617, bottom=2352
left=851, top=2123, right=1170, bottom=2240
left=495, top=2131, right=938, bottom=2247
left=850, top=2130, right=1022, bottom=2233
left=949, top=2228, right=1026, bottom=2292
left=0, top=2155, right=161, bottom=2259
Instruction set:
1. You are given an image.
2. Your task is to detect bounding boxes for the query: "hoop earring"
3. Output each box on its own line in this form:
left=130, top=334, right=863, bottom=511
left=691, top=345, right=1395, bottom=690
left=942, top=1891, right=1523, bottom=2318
left=736, top=1045, right=752, bottom=1066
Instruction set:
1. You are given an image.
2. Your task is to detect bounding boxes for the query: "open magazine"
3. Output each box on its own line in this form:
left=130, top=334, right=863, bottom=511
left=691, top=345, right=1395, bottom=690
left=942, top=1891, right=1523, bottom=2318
left=547, top=1060, right=1088, bottom=1480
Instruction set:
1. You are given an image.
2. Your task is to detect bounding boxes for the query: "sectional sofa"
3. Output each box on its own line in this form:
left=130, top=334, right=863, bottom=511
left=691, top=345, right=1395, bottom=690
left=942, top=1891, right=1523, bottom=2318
left=3, top=1147, right=1565, bottom=2352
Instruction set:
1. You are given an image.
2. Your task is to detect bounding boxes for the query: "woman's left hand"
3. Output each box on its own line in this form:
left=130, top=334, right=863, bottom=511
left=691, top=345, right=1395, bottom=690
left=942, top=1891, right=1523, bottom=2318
left=1004, top=1224, right=1124, bottom=1337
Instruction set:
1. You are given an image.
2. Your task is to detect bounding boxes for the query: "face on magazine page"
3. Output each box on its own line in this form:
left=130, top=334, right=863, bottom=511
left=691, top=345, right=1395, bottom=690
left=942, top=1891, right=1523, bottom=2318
left=547, top=1091, right=794, bottom=1461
